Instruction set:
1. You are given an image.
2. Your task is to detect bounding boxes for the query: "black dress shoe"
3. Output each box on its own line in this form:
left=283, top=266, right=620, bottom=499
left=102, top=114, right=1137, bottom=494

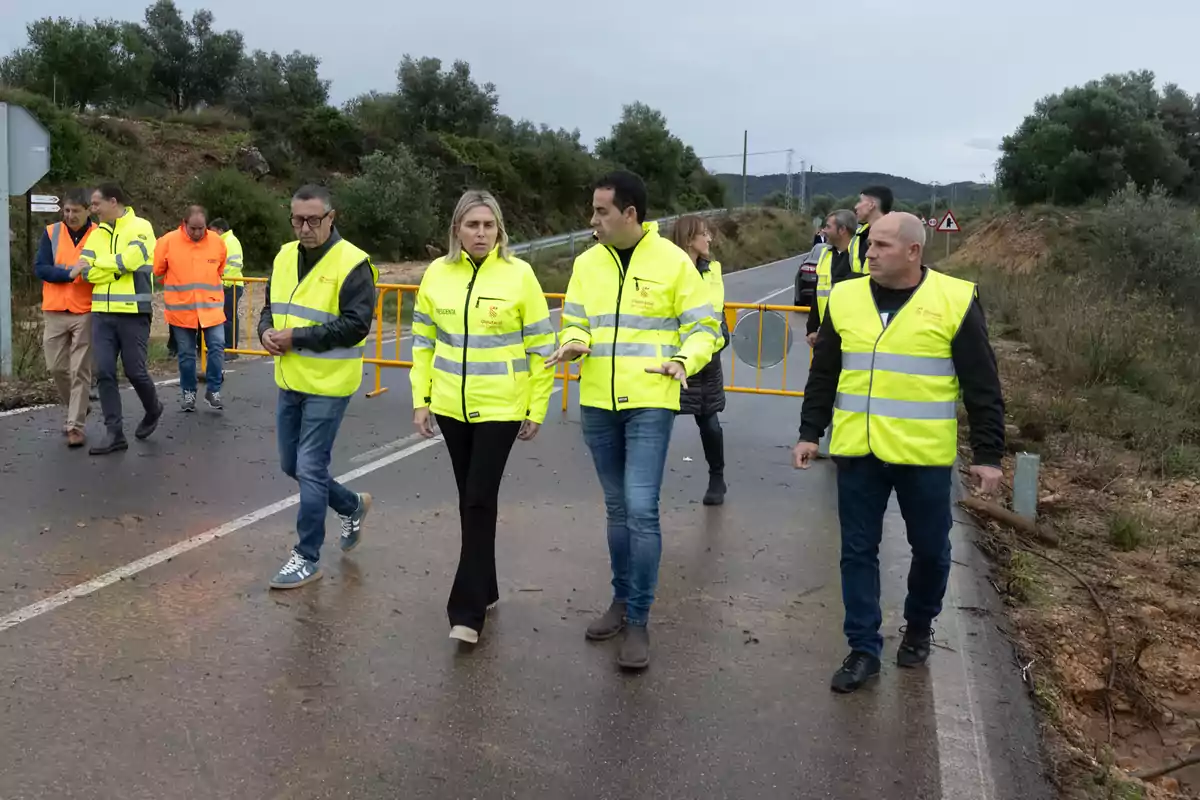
left=897, top=625, right=933, bottom=668
left=89, top=435, right=128, bottom=455
left=830, top=651, right=881, bottom=693
left=135, top=402, right=163, bottom=440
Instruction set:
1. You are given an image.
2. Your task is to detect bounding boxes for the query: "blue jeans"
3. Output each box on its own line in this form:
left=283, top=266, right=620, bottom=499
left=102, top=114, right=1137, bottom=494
left=580, top=406, right=675, bottom=627
left=836, top=455, right=953, bottom=659
left=173, top=324, right=224, bottom=393
left=277, top=389, right=359, bottom=563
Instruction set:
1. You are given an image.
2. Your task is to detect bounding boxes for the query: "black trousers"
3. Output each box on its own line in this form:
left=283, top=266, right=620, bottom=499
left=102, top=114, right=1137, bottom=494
left=436, top=415, right=521, bottom=632
left=92, top=313, right=159, bottom=438
left=695, top=412, right=725, bottom=475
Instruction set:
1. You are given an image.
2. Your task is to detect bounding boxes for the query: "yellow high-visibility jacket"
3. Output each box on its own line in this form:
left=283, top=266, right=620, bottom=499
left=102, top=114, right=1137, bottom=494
left=848, top=222, right=871, bottom=274
left=81, top=207, right=157, bottom=314
left=828, top=268, right=976, bottom=466
left=221, top=230, right=245, bottom=285
left=560, top=222, right=720, bottom=411
left=410, top=248, right=557, bottom=424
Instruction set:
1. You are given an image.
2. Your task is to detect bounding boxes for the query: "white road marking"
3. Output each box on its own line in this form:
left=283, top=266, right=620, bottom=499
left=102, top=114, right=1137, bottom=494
left=0, top=387, right=562, bottom=633
left=0, top=404, right=55, bottom=418
left=748, top=286, right=794, bottom=306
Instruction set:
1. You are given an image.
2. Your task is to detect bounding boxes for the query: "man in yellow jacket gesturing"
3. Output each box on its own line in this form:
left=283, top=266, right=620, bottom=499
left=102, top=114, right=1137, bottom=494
left=546, top=171, right=721, bottom=671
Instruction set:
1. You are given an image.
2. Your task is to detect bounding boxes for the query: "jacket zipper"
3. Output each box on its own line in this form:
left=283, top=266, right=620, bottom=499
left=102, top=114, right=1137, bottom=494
left=605, top=248, right=631, bottom=410
left=100, top=222, right=116, bottom=311
left=462, top=264, right=481, bottom=420
left=474, top=295, right=504, bottom=308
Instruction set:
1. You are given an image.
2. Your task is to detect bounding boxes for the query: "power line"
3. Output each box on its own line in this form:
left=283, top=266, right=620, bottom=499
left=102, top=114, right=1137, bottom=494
left=699, top=149, right=794, bottom=160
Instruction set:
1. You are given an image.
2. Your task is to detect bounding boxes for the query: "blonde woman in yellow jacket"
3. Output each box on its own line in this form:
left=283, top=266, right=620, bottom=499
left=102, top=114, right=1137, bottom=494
left=410, top=190, right=557, bottom=645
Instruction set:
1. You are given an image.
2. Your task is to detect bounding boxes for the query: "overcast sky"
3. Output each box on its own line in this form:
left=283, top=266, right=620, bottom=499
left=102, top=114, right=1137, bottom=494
left=3, top=0, right=1199, bottom=184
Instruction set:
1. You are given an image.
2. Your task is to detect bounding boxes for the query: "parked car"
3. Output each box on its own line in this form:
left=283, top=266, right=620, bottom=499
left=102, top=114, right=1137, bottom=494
left=794, top=243, right=827, bottom=308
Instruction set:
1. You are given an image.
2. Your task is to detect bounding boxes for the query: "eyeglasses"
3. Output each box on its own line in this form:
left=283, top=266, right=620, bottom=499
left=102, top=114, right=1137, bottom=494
left=291, top=212, right=331, bottom=230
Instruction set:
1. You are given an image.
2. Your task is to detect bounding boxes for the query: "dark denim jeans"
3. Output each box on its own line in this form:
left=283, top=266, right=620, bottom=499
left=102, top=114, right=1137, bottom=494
left=173, top=324, right=224, bottom=393
left=580, top=406, right=675, bottom=627
left=835, top=454, right=953, bottom=659
left=277, top=389, right=359, bottom=562
left=223, top=286, right=243, bottom=354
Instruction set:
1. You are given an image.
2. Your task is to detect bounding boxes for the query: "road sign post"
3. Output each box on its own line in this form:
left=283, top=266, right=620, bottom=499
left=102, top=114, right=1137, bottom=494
left=0, top=103, right=51, bottom=378
left=937, top=209, right=961, bottom=260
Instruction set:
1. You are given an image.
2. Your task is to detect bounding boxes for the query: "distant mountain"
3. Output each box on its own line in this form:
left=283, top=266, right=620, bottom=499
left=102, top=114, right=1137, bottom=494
left=714, top=171, right=990, bottom=209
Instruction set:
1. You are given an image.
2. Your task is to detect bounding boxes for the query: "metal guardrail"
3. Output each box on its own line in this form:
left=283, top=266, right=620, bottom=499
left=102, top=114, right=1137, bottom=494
left=508, top=208, right=729, bottom=256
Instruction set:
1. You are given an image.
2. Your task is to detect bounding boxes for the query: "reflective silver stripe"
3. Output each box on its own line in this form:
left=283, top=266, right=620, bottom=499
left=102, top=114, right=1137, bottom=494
left=678, top=303, right=715, bottom=326
left=164, top=283, right=224, bottom=292
left=130, top=240, right=149, bottom=260
left=412, top=335, right=435, bottom=350
left=115, top=253, right=127, bottom=274
left=817, top=289, right=831, bottom=297
left=835, top=392, right=957, bottom=420
left=661, top=345, right=680, bottom=358
left=81, top=249, right=97, bottom=260
left=164, top=301, right=224, bottom=311
left=525, top=343, right=556, bottom=358
left=49, top=223, right=63, bottom=261
left=589, top=342, right=661, bottom=358
left=512, top=358, right=529, bottom=373
left=523, top=319, right=555, bottom=337
left=294, top=346, right=365, bottom=360
left=679, top=326, right=714, bottom=345
left=274, top=303, right=337, bottom=323
left=226, top=257, right=243, bottom=266
left=588, top=313, right=678, bottom=332
left=102, top=293, right=153, bottom=302
left=842, top=352, right=956, bottom=377
left=412, top=311, right=434, bottom=326
left=436, top=328, right=523, bottom=349
left=563, top=302, right=587, bottom=318
left=433, top=355, right=510, bottom=375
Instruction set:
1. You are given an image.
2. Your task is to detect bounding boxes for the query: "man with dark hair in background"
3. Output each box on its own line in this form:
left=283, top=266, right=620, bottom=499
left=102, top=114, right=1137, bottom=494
left=208, top=218, right=245, bottom=362
left=76, top=183, right=162, bottom=455
left=34, top=188, right=96, bottom=448
left=850, top=185, right=894, bottom=274
left=546, top=170, right=721, bottom=670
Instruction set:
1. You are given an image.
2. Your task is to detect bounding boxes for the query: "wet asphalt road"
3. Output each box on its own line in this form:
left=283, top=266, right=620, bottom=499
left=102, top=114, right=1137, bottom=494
left=0, top=257, right=1053, bottom=799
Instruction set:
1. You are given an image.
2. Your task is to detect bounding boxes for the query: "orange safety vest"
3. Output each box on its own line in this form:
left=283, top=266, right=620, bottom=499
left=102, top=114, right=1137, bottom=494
left=153, top=227, right=227, bottom=328
left=42, top=222, right=96, bottom=314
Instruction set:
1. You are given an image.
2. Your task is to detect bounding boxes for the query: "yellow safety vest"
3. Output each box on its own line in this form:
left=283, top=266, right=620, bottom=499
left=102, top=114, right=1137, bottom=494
left=560, top=222, right=721, bottom=411
left=81, top=207, right=157, bottom=314
left=269, top=239, right=377, bottom=397
left=847, top=223, right=871, bottom=275
left=815, top=247, right=833, bottom=321
left=702, top=259, right=725, bottom=316
left=221, top=230, right=244, bottom=285
left=410, top=247, right=557, bottom=424
left=828, top=268, right=976, bottom=466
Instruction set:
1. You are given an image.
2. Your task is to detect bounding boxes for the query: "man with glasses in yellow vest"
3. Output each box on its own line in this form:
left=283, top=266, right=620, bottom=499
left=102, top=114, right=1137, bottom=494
left=546, top=170, right=721, bottom=671
left=258, top=185, right=378, bottom=589
left=76, top=183, right=163, bottom=455
left=848, top=185, right=892, bottom=275
left=793, top=212, right=1005, bottom=694
left=209, top=218, right=245, bottom=362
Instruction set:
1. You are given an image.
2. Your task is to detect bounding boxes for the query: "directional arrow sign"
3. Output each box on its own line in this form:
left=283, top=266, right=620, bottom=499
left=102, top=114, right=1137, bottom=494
left=937, top=210, right=961, bottom=233
left=31, top=194, right=58, bottom=204
left=31, top=202, right=59, bottom=213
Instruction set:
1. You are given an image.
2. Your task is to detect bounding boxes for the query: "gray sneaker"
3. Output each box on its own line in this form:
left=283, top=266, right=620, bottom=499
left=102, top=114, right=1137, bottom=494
left=181, top=390, right=196, bottom=412
left=585, top=601, right=627, bottom=641
left=269, top=551, right=322, bottom=589
left=204, top=390, right=223, bottom=410
left=338, top=493, right=372, bottom=553
left=617, top=624, right=651, bottom=670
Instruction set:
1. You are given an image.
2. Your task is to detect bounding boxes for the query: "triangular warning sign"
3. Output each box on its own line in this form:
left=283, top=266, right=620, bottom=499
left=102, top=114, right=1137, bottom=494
left=937, top=210, right=960, bottom=233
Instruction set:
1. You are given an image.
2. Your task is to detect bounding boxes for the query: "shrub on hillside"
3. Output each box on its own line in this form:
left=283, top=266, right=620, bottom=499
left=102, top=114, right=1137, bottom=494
left=335, top=146, right=438, bottom=261
left=0, top=88, right=88, bottom=182
left=187, top=169, right=290, bottom=273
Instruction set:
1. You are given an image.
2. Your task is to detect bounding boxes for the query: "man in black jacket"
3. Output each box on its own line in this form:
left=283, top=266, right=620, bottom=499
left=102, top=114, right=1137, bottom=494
left=258, top=185, right=377, bottom=589
left=792, top=212, right=1004, bottom=694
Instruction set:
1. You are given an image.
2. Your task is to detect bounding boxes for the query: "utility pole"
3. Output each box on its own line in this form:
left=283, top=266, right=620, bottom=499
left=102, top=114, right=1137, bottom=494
left=741, top=130, right=748, bottom=208
left=784, top=149, right=794, bottom=212
left=798, top=160, right=807, bottom=213
left=929, top=181, right=939, bottom=221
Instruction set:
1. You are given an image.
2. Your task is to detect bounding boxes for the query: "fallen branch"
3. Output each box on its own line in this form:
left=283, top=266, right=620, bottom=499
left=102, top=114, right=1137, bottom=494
left=1133, top=753, right=1200, bottom=781
left=959, top=497, right=1061, bottom=547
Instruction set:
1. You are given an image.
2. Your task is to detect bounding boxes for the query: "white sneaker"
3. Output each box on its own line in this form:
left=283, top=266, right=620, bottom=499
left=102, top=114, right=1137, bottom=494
left=449, top=625, right=479, bottom=644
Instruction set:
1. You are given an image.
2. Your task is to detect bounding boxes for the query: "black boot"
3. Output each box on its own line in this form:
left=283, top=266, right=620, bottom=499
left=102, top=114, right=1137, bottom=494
left=703, top=473, right=727, bottom=506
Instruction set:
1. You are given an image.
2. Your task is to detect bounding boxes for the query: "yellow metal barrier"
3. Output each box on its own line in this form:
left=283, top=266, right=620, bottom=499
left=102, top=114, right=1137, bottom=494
left=722, top=301, right=812, bottom=398
left=201, top=280, right=808, bottom=402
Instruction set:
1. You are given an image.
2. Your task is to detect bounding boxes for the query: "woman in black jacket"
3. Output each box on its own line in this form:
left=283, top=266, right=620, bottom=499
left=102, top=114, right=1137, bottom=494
left=671, top=216, right=729, bottom=505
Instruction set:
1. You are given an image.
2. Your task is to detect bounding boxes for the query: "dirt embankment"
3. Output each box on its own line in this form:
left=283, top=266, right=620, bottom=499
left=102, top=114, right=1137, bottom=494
left=949, top=211, right=1200, bottom=800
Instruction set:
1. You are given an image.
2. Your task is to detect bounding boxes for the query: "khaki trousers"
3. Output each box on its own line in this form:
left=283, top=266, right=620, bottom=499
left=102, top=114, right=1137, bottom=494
left=43, top=311, right=92, bottom=430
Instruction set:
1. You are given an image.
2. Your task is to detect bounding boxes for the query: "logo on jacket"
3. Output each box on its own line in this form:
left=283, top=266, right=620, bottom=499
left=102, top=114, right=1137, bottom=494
left=436, top=308, right=456, bottom=316
left=319, top=276, right=336, bottom=285
left=489, top=305, right=498, bottom=318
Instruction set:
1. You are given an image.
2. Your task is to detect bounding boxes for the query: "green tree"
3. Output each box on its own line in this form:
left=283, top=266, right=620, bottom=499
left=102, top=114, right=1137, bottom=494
left=0, top=18, right=144, bottom=110
left=336, top=146, right=439, bottom=260
left=136, top=0, right=243, bottom=110
left=0, top=88, right=89, bottom=182
left=187, top=169, right=289, bottom=273
left=809, top=193, right=836, bottom=218
left=393, top=56, right=498, bottom=142
left=997, top=70, right=1188, bottom=206
left=228, top=49, right=328, bottom=117
left=596, top=103, right=688, bottom=211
